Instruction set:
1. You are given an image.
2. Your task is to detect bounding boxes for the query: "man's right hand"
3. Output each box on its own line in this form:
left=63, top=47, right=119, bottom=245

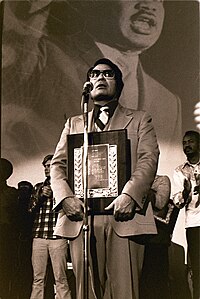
left=62, top=196, right=84, bottom=221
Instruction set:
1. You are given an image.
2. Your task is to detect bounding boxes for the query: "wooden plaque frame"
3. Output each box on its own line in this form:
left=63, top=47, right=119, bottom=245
left=67, top=129, right=131, bottom=200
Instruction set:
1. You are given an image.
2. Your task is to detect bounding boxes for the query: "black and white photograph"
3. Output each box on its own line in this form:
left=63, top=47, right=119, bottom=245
left=1, top=1, right=199, bottom=299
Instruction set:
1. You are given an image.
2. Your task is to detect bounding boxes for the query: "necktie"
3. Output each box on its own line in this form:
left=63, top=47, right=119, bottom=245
left=95, top=106, right=109, bottom=131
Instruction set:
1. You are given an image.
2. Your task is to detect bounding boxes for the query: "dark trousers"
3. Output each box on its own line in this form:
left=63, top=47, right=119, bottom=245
left=139, top=244, right=170, bottom=299
left=0, top=225, right=19, bottom=299
left=186, top=227, right=200, bottom=299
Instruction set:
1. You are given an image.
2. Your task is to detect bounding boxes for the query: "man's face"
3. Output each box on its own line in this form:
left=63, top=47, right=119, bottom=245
left=116, top=0, right=165, bottom=51
left=89, top=64, right=117, bottom=104
left=71, top=1, right=165, bottom=52
left=44, top=160, right=51, bottom=178
left=183, top=135, right=199, bottom=158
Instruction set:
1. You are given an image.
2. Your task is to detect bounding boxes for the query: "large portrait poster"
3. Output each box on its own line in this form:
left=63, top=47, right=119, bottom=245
left=2, top=1, right=199, bottom=187
left=1, top=1, right=199, bottom=297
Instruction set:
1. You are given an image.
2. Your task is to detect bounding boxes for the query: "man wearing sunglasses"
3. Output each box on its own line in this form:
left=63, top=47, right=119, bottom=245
left=51, top=58, right=159, bottom=299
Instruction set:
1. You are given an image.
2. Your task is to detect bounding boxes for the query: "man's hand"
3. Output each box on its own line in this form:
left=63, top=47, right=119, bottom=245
left=105, top=193, right=136, bottom=221
left=41, top=185, right=53, bottom=198
left=179, top=178, right=192, bottom=208
left=62, top=196, right=84, bottom=221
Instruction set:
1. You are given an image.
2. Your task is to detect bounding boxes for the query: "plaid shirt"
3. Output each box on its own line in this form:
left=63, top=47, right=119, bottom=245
left=28, top=179, right=58, bottom=239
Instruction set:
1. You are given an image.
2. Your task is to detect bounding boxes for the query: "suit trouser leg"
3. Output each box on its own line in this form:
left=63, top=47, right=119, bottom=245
left=49, top=239, right=72, bottom=299
left=69, top=236, right=83, bottom=299
left=70, top=215, right=144, bottom=299
left=70, top=215, right=106, bottom=299
left=139, top=244, right=170, bottom=299
left=30, top=238, right=49, bottom=299
left=105, top=225, right=144, bottom=299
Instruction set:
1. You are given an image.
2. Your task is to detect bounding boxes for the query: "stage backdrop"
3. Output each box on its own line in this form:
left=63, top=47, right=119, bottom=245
left=2, top=1, right=199, bottom=191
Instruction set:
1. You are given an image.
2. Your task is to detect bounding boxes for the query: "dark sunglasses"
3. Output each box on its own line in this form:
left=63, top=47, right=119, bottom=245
left=89, top=69, right=115, bottom=79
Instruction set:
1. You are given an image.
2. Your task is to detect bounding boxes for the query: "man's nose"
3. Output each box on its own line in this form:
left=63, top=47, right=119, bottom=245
left=184, top=141, right=190, bottom=147
left=135, top=1, right=159, bottom=12
left=97, top=72, right=105, bottom=80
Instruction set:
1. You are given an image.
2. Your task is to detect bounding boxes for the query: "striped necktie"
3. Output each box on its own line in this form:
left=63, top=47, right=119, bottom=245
left=95, top=106, right=110, bottom=131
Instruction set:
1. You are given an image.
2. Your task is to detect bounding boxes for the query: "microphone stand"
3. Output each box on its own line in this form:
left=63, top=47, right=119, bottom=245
left=82, top=91, right=89, bottom=299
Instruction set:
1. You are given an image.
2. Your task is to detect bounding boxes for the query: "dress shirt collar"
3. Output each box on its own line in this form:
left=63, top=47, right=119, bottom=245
left=182, top=160, right=200, bottom=169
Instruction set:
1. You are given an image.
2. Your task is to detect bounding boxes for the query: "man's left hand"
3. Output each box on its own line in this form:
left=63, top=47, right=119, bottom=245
left=105, top=194, right=136, bottom=221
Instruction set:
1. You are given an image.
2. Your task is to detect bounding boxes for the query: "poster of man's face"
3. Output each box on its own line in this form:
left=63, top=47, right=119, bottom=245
left=1, top=0, right=199, bottom=186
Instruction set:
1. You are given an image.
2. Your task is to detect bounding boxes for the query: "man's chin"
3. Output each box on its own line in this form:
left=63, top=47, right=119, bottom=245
left=121, top=31, right=161, bottom=52
left=185, top=152, right=194, bottom=159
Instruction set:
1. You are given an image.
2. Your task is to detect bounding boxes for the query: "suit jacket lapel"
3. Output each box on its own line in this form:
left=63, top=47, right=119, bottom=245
left=74, top=105, right=133, bottom=132
left=108, top=104, right=134, bottom=131
left=74, top=110, right=94, bottom=133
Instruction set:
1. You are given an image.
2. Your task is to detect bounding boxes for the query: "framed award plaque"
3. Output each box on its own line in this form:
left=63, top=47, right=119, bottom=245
left=67, top=129, right=131, bottom=200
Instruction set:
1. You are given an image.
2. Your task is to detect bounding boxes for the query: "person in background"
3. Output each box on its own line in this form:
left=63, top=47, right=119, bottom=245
left=17, top=180, right=34, bottom=299
left=0, top=158, right=19, bottom=299
left=18, top=180, right=34, bottom=239
left=28, top=154, right=72, bottom=299
left=51, top=58, right=159, bottom=299
left=173, top=131, right=200, bottom=299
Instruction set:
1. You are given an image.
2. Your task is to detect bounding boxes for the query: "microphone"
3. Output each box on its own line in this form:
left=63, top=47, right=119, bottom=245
left=82, top=81, right=93, bottom=95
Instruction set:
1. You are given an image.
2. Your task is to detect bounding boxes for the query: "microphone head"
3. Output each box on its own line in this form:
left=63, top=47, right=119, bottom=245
left=83, top=81, right=93, bottom=94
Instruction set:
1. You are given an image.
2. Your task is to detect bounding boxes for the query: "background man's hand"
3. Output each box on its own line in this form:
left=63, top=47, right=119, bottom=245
left=62, top=196, right=83, bottom=221
left=105, top=193, right=136, bottom=221
left=41, top=185, right=53, bottom=198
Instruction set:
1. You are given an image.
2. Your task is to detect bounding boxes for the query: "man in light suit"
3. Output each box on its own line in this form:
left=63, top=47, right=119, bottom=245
left=51, top=58, right=159, bottom=299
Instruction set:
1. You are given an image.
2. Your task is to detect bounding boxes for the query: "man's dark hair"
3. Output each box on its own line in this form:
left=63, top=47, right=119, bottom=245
left=42, top=154, right=53, bottom=166
left=87, top=58, right=124, bottom=98
left=184, top=130, right=200, bottom=143
left=18, top=180, right=33, bottom=190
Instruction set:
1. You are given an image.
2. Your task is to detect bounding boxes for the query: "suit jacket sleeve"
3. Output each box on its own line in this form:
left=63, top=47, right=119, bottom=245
left=122, top=111, right=159, bottom=209
left=51, top=118, right=74, bottom=209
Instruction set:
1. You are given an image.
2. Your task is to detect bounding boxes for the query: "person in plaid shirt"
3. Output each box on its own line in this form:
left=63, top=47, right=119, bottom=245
left=29, top=154, right=72, bottom=299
